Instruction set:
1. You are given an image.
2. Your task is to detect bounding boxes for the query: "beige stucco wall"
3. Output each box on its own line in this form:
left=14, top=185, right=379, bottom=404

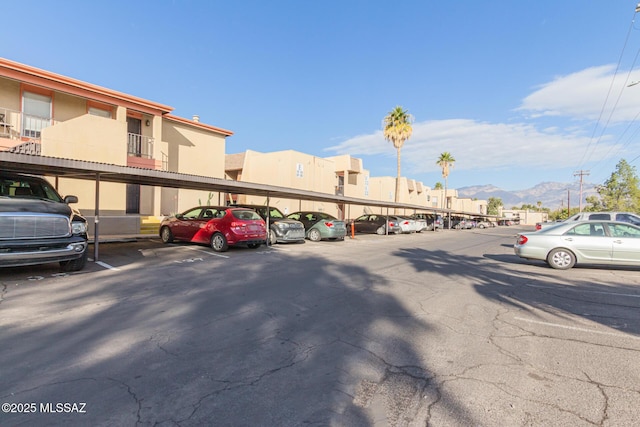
left=0, top=78, right=20, bottom=111
left=162, top=121, right=227, bottom=213
left=42, top=114, right=126, bottom=163
left=53, top=92, right=87, bottom=122
left=39, top=114, right=128, bottom=213
left=237, top=150, right=340, bottom=216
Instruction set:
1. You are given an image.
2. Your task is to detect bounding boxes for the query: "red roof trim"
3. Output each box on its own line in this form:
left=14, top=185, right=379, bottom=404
left=0, top=57, right=173, bottom=115
left=164, top=114, right=234, bottom=136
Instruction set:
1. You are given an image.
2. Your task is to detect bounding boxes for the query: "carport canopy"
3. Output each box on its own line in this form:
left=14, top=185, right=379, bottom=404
left=0, top=152, right=495, bottom=259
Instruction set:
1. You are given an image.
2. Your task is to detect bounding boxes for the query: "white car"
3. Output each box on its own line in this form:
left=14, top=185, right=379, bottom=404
left=393, top=216, right=419, bottom=233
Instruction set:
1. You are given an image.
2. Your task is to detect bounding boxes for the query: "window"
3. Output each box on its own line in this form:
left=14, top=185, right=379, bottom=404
left=566, top=224, right=593, bottom=236
left=22, top=91, right=52, bottom=138
left=615, top=213, right=640, bottom=226
left=88, top=107, right=112, bottom=118
left=609, top=223, right=640, bottom=238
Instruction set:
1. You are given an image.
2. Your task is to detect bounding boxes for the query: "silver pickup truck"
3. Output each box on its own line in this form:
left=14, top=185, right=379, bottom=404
left=536, top=211, right=640, bottom=231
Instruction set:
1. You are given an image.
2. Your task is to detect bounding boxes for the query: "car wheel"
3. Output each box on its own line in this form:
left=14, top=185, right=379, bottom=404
left=547, top=248, right=576, bottom=270
left=60, top=249, right=88, bottom=272
left=160, top=226, right=174, bottom=243
left=376, top=226, right=386, bottom=235
left=211, top=232, right=229, bottom=252
left=247, top=243, right=261, bottom=249
left=308, top=228, right=322, bottom=242
left=268, top=229, right=277, bottom=245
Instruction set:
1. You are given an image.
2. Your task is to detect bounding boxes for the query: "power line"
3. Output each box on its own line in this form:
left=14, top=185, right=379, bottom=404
left=577, top=5, right=640, bottom=170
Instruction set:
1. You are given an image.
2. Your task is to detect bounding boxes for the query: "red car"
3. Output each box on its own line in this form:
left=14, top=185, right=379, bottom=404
left=159, top=206, right=267, bottom=252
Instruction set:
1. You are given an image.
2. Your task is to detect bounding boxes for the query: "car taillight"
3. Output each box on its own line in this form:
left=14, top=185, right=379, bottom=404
left=535, top=224, right=541, bottom=230
left=231, top=222, right=246, bottom=228
left=324, top=221, right=334, bottom=228
left=389, top=222, right=395, bottom=227
left=517, top=235, right=528, bottom=245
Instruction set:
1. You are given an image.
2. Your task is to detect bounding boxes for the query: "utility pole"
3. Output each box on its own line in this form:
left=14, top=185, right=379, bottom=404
left=573, top=170, right=590, bottom=212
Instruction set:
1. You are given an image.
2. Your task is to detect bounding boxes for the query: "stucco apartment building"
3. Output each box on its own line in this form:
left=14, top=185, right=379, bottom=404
left=1, top=58, right=486, bottom=228
left=0, top=58, right=232, bottom=223
left=224, top=150, right=450, bottom=219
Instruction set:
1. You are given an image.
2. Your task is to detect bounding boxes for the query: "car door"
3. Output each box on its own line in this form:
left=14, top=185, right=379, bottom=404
left=172, top=207, right=205, bottom=240
left=300, top=213, right=317, bottom=231
left=562, top=222, right=612, bottom=263
left=353, top=215, right=369, bottom=233
left=607, top=223, right=640, bottom=264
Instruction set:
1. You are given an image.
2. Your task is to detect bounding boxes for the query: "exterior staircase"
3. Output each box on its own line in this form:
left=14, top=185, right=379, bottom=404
left=140, top=216, right=162, bottom=235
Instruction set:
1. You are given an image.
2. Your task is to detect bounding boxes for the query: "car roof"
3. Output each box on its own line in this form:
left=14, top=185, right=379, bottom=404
left=538, top=219, right=640, bottom=232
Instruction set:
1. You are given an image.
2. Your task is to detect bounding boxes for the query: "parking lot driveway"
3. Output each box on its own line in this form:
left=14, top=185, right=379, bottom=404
left=1, top=229, right=640, bottom=425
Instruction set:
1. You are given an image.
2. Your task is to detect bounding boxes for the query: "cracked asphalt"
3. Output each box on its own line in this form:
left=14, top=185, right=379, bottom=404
left=1, top=226, right=639, bottom=426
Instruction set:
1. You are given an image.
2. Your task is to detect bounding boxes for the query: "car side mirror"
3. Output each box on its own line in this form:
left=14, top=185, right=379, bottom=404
left=64, top=195, right=78, bottom=204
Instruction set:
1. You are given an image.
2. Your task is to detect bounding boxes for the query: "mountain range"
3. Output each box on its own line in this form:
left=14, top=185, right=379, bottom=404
left=457, top=182, right=598, bottom=210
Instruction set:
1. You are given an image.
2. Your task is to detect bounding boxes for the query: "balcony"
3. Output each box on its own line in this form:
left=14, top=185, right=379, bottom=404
left=0, top=108, right=54, bottom=155
left=127, top=132, right=162, bottom=170
left=0, top=107, right=165, bottom=169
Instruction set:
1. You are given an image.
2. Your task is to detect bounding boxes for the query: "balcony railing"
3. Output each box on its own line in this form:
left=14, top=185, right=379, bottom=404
left=0, top=108, right=55, bottom=140
left=127, top=133, right=154, bottom=158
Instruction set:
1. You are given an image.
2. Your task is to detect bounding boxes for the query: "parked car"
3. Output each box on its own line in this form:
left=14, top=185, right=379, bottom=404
left=411, top=216, right=428, bottom=232
left=0, top=172, right=89, bottom=271
left=472, top=218, right=493, bottom=229
left=536, top=219, right=564, bottom=230
left=536, top=212, right=640, bottom=231
left=566, top=211, right=640, bottom=226
left=348, top=214, right=401, bottom=235
left=233, top=204, right=305, bottom=244
left=445, top=216, right=471, bottom=229
left=514, top=220, right=640, bottom=269
left=159, top=206, right=267, bottom=252
left=286, top=211, right=347, bottom=241
left=410, top=213, right=441, bottom=231
left=392, top=216, right=420, bottom=233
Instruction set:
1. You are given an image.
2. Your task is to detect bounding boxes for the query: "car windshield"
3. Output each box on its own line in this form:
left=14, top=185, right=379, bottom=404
left=0, top=176, right=63, bottom=202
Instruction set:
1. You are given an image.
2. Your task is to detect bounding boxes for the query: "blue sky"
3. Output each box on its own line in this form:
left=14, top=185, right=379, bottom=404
left=4, top=1, right=640, bottom=191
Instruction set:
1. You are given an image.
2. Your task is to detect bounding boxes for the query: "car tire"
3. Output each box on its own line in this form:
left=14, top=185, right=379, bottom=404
left=160, top=226, right=174, bottom=243
left=60, top=249, right=88, bottom=272
left=211, top=232, right=229, bottom=252
left=547, top=248, right=576, bottom=270
left=308, top=228, right=322, bottom=242
left=268, top=229, right=277, bottom=245
left=247, top=243, right=261, bottom=249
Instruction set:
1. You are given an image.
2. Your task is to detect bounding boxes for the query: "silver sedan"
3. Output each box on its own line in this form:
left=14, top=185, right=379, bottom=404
left=514, top=220, right=640, bottom=269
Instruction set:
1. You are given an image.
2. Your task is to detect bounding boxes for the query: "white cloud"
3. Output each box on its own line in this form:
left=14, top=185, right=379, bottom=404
left=325, top=118, right=621, bottom=176
left=517, top=65, right=640, bottom=122
left=325, top=65, right=638, bottom=179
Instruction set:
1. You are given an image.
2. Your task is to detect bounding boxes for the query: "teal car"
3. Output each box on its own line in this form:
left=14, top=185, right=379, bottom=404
left=286, top=211, right=347, bottom=241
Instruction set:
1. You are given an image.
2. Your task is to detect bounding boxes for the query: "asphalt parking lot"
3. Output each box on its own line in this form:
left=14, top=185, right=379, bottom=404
left=1, top=227, right=639, bottom=426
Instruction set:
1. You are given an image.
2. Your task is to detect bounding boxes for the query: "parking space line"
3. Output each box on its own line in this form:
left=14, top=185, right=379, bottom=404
left=184, top=246, right=229, bottom=258
left=95, top=261, right=121, bottom=271
left=514, top=317, right=639, bottom=340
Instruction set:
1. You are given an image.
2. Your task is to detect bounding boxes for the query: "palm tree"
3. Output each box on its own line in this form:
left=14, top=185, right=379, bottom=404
left=436, top=152, right=456, bottom=209
left=383, top=106, right=414, bottom=204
